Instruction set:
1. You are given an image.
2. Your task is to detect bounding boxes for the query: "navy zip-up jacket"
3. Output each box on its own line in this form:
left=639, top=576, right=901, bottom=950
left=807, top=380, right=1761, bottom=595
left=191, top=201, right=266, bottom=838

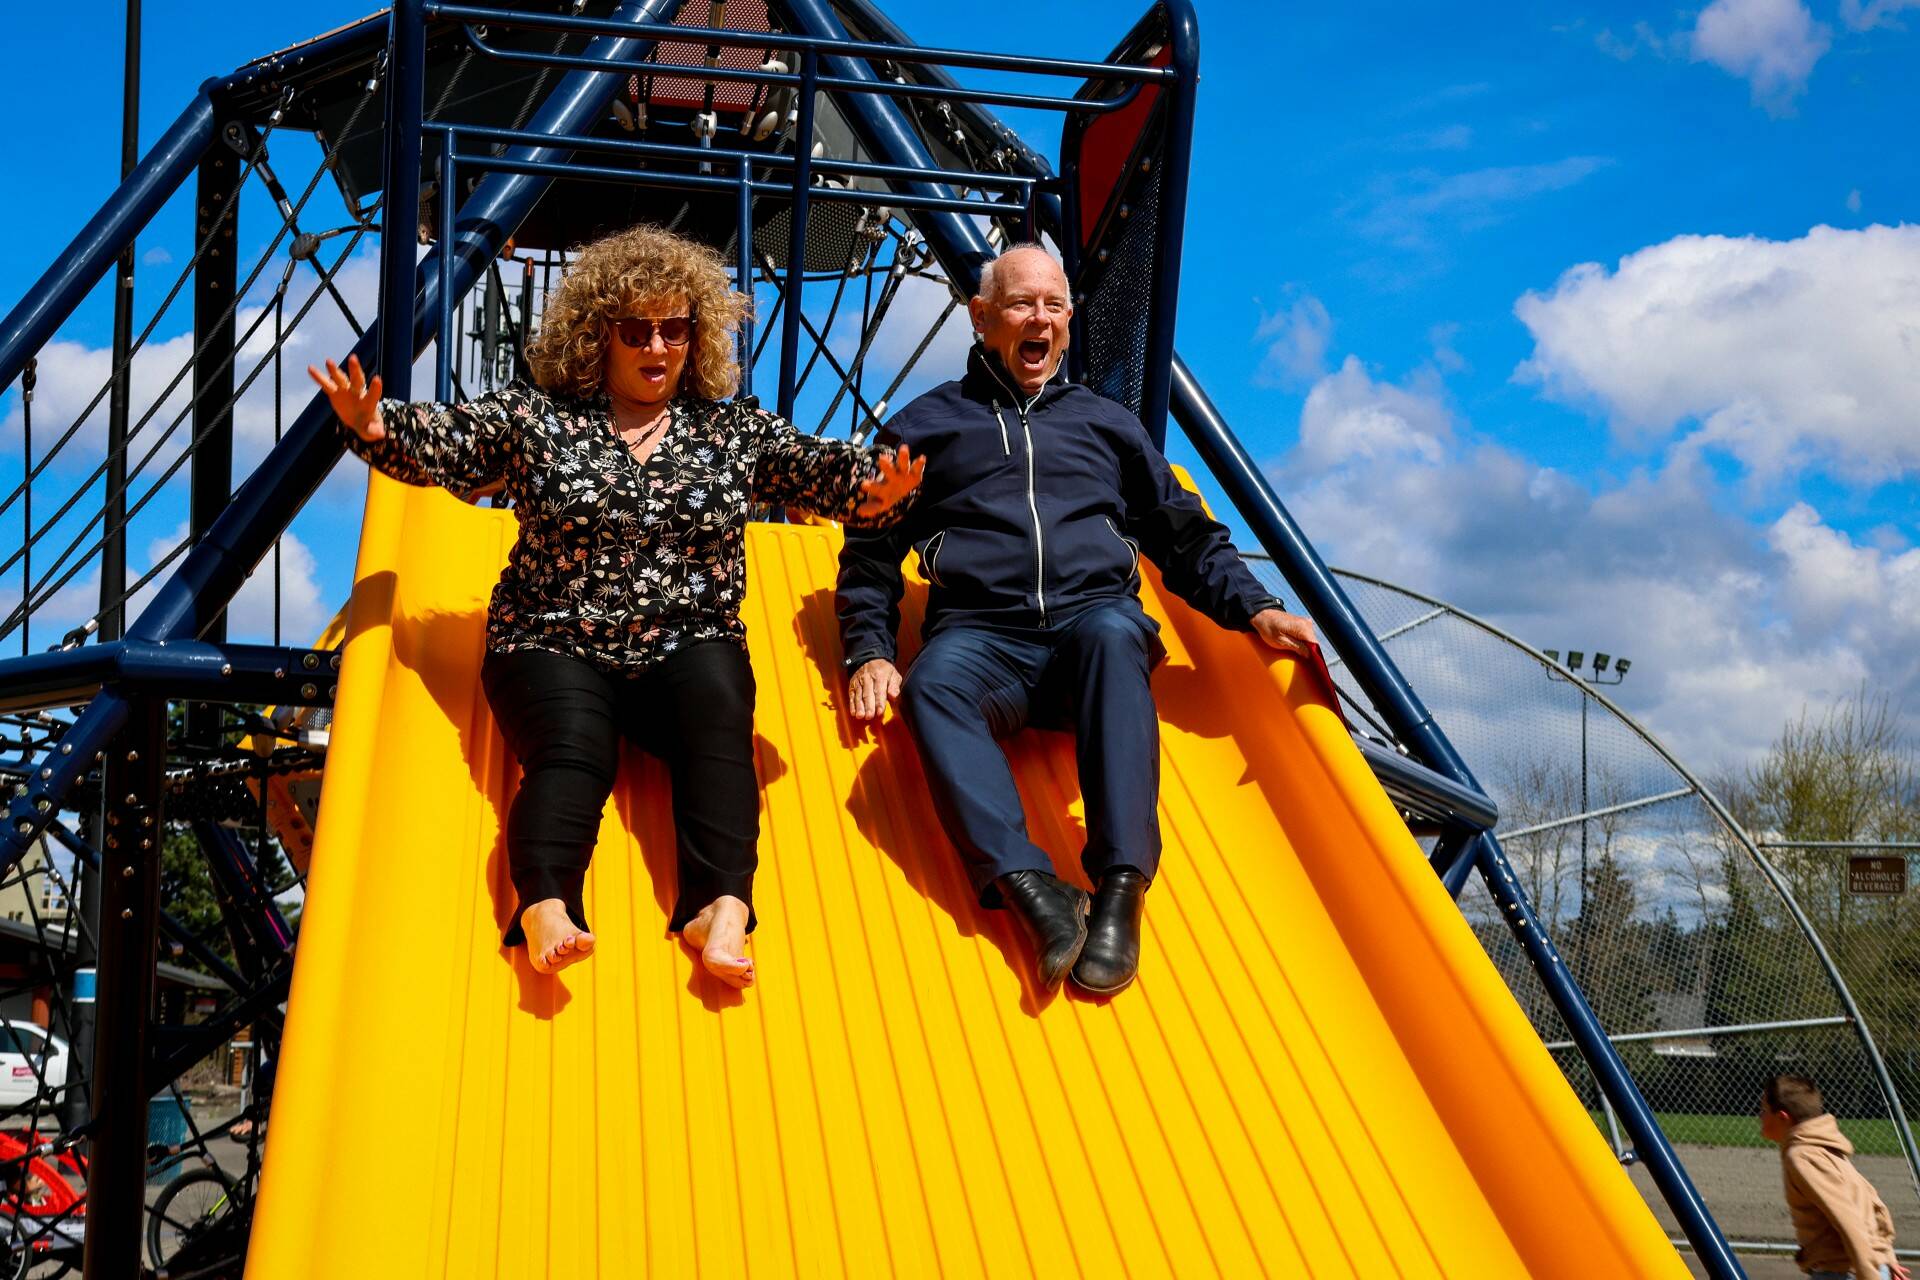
left=836, top=345, right=1284, bottom=668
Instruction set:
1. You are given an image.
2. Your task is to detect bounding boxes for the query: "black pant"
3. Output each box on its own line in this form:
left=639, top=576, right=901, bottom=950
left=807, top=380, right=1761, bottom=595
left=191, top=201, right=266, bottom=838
left=899, top=601, right=1166, bottom=907
left=480, top=641, right=760, bottom=944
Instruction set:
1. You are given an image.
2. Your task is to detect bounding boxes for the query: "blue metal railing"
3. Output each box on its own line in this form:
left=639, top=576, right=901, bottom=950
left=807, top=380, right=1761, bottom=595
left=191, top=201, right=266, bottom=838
left=392, top=0, right=1177, bottom=419
left=0, top=0, right=1178, bottom=838
left=0, top=95, right=215, bottom=395
left=0, top=1, right=1744, bottom=1273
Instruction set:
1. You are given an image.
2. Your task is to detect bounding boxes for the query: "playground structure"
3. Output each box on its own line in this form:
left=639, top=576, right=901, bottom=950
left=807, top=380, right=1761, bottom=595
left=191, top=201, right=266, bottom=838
left=0, top=0, right=1911, bottom=1274
left=1276, top=563, right=1920, bottom=1258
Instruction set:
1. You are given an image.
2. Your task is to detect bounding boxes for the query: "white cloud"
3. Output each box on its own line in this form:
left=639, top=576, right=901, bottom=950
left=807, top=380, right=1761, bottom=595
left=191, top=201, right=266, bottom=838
left=815, top=270, right=971, bottom=426
left=1768, top=502, right=1920, bottom=638
left=1357, top=157, right=1613, bottom=251
left=134, top=523, right=329, bottom=645
left=1595, top=21, right=1679, bottom=60
left=141, top=246, right=174, bottom=267
left=2, top=247, right=383, bottom=467
left=3, top=333, right=197, bottom=469
left=1273, top=355, right=1920, bottom=773
left=0, top=567, right=107, bottom=652
left=1690, top=0, right=1830, bottom=112
left=0, top=245, right=387, bottom=647
left=1394, top=124, right=1474, bottom=152
left=1839, top=0, right=1920, bottom=29
left=1295, top=356, right=1450, bottom=471
left=1254, top=291, right=1333, bottom=388
left=1846, top=188, right=1863, bottom=213
left=1514, top=224, right=1920, bottom=483
left=1429, top=322, right=1468, bottom=374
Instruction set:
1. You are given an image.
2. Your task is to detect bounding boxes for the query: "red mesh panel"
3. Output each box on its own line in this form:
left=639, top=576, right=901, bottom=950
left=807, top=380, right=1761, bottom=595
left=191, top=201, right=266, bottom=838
left=645, top=0, right=775, bottom=112
left=1073, top=44, right=1170, bottom=248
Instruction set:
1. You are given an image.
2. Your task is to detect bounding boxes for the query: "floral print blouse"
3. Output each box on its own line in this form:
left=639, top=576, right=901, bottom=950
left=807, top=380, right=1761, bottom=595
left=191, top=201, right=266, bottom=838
left=341, top=380, right=908, bottom=671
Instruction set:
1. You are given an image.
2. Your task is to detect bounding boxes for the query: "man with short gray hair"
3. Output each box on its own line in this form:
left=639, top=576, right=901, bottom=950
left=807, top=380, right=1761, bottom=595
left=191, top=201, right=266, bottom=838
left=836, top=244, right=1316, bottom=995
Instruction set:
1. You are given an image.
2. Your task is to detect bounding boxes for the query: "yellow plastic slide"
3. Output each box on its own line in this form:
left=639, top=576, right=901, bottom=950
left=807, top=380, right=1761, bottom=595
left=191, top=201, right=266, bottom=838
left=249, top=471, right=1688, bottom=1277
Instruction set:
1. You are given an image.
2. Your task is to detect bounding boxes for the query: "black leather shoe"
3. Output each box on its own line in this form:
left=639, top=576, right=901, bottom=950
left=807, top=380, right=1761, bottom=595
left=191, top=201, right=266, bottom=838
left=996, top=870, right=1089, bottom=991
left=1072, top=869, right=1147, bottom=995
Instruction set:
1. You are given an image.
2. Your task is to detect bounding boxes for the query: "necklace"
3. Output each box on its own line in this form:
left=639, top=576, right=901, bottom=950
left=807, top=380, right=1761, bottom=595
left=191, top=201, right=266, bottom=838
left=615, top=405, right=672, bottom=459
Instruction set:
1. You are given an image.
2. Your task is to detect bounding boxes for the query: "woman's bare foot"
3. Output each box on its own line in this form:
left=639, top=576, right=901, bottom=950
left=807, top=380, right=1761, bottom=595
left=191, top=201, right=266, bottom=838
left=681, top=896, right=754, bottom=988
left=522, top=898, right=595, bottom=975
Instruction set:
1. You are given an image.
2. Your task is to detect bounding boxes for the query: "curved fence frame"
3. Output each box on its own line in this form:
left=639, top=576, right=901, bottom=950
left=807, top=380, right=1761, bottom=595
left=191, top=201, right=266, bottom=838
left=1314, top=561, right=1920, bottom=1198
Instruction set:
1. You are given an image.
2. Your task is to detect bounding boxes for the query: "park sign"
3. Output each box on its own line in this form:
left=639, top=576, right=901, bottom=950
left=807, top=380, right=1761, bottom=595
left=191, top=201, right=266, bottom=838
left=1846, top=855, right=1908, bottom=896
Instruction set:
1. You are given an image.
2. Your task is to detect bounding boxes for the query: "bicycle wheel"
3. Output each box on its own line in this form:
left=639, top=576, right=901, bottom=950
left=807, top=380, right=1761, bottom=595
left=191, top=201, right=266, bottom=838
left=146, top=1168, right=234, bottom=1269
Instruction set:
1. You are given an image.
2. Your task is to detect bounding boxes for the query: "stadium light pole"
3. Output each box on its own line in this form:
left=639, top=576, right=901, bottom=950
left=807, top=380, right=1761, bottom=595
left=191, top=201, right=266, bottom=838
left=1543, top=649, right=1633, bottom=990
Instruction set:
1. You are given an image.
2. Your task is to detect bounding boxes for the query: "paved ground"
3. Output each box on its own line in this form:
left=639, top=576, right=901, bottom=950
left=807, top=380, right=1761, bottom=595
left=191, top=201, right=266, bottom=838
left=1683, top=1255, right=1811, bottom=1278
left=30, top=1107, right=1920, bottom=1276
left=1630, top=1143, right=1920, bottom=1277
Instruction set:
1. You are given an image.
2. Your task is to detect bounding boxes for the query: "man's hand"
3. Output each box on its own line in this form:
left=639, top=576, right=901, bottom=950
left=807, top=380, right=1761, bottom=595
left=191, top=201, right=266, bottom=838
left=1890, top=1262, right=1911, bottom=1280
left=1251, top=607, right=1316, bottom=654
left=847, top=657, right=903, bottom=721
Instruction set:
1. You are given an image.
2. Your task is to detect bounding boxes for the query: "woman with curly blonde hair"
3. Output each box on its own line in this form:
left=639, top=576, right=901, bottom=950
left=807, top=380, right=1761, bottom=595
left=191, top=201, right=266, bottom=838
left=311, top=224, right=921, bottom=987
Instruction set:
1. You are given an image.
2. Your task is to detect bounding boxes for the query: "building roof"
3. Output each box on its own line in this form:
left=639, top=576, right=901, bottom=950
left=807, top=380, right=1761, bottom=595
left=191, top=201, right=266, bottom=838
left=0, top=915, right=230, bottom=991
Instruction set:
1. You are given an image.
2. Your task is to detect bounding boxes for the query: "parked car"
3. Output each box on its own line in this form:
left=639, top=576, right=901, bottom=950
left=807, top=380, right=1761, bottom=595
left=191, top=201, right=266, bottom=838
left=0, top=1024, right=67, bottom=1108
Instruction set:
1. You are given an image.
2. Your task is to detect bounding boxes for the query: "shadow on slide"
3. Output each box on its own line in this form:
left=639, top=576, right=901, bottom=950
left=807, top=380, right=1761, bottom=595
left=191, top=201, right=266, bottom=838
left=247, top=471, right=1689, bottom=1278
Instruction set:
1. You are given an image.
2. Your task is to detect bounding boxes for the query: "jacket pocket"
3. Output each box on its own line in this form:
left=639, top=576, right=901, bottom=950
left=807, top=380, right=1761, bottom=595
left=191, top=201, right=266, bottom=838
left=1105, top=517, right=1140, bottom=578
left=920, top=530, right=948, bottom=586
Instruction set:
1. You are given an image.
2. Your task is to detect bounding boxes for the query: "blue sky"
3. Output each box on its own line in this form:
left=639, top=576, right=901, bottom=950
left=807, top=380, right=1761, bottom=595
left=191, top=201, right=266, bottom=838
left=2, top=0, right=1917, bottom=771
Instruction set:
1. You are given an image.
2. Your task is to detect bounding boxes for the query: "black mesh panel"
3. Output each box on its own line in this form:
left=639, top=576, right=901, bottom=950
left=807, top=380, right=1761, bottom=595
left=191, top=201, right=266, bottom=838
left=1078, top=156, right=1163, bottom=417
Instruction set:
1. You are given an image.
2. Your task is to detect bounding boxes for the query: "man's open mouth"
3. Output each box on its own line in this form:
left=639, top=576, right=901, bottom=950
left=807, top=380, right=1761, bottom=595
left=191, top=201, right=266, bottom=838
left=1017, top=338, right=1051, bottom=367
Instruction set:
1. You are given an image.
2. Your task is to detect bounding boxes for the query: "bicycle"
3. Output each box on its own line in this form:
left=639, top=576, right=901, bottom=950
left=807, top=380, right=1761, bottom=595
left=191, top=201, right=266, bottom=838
left=145, top=1112, right=264, bottom=1273
left=0, top=1129, right=86, bottom=1279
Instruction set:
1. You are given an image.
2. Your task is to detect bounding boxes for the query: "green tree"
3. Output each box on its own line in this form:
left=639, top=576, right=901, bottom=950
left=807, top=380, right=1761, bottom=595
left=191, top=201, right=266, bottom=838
left=156, top=703, right=301, bottom=977
left=1720, top=687, right=1919, bottom=1119
left=1579, top=848, right=1653, bottom=1033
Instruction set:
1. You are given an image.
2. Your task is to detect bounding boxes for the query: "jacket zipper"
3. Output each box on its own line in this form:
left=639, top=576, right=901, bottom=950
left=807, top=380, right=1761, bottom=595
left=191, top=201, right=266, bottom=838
left=984, top=362, right=1048, bottom=626
left=1020, top=410, right=1046, bottom=625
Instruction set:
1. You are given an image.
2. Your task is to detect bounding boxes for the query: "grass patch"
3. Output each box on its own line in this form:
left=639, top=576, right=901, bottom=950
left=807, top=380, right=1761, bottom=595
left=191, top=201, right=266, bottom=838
left=1584, top=1112, right=1912, bottom=1157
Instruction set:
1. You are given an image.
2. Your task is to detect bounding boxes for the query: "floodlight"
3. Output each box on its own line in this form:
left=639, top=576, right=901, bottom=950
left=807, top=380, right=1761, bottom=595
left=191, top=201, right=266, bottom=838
left=1544, top=649, right=1559, bottom=663
left=1593, top=653, right=1611, bottom=673
left=1566, top=650, right=1584, bottom=670
left=1615, top=658, right=1632, bottom=678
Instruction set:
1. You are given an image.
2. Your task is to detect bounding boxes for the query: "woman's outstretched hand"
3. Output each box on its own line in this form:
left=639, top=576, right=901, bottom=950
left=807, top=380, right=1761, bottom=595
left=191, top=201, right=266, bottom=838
left=308, top=354, right=386, bottom=442
left=855, top=443, right=925, bottom=518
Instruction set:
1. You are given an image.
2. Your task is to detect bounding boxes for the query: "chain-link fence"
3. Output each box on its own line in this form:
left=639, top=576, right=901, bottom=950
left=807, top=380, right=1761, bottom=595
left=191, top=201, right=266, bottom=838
left=1244, top=555, right=1920, bottom=1256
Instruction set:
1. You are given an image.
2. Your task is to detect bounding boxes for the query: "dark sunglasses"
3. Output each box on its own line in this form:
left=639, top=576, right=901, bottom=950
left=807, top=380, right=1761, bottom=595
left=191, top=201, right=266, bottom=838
left=612, top=315, right=693, bottom=348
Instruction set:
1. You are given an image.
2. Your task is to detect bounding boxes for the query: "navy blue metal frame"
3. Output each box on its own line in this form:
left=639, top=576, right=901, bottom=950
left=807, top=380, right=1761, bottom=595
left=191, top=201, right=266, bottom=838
left=776, top=47, right=819, bottom=422
left=44, top=818, right=256, bottom=993
left=0, top=93, right=215, bottom=394
left=0, top=2, right=688, bottom=1261
left=1165, top=357, right=1743, bottom=1279
left=1145, top=5, right=1198, bottom=448
left=83, top=694, right=165, bottom=1277
left=757, top=5, right=1744, bottom=1274
left=188, top=128, right=241, bottom=660
left=429, top=5, right=1173, bottom=93
left=0, top=2, right=1743, bottom=1273
left=458, top=22, right=1157, bottom=116
left=379, top=0, right=429, bottom=401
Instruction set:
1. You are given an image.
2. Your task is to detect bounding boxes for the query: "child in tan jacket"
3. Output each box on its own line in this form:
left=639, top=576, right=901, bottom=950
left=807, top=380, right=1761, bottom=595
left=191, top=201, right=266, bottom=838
left=1761, top=1074, right=1909, bottom=1280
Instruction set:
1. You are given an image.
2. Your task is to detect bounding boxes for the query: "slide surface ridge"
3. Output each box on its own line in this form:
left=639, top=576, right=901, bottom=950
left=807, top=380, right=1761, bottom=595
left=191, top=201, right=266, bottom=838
left=248, top=474, right=1687, bottom=1277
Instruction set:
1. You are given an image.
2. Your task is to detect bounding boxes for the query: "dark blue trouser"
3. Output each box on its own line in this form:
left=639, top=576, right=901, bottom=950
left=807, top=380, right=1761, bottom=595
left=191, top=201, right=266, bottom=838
left=900, top=601, right=1166, bottom=907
